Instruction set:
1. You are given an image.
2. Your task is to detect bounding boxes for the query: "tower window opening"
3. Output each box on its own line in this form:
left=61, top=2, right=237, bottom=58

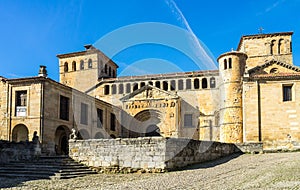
left=88, top=59, right=93, bottom=69
left=133, top=83, right=138, bottom=91
left=228, top=58, right=232, bottom=69
left=270, top=40, right=276, bottom=55
left=224, top=59, right=227, bottom=70
left=80, top=60, right=84, bottom=70
left=72, top=61, right=76, bottom=71
left=64, top=62, right=69, bottom=72
left=278, top=39, right=284, bottom=54
left=104, top=65, right=108, bottom=74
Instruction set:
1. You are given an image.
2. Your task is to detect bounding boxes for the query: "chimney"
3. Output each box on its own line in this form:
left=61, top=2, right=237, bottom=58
left=38, top=65, right=48, bottom=77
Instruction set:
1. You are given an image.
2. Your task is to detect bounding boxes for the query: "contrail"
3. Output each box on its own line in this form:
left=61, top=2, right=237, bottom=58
left=165, top=0, right=217, bottom=69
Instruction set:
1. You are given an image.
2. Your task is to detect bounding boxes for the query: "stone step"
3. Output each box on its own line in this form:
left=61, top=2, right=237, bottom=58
left=0, top=156, right=97, bottom=179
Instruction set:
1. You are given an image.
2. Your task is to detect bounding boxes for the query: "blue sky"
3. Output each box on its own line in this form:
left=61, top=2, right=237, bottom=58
left=0, top=0, right=300, bottom=80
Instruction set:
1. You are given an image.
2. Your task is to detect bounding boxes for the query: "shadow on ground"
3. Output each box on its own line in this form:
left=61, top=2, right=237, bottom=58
left=180, top=153, right=243, bottom=171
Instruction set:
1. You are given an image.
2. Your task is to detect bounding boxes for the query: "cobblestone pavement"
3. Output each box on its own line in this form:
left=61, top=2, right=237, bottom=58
left=1, top=152, right=300, bottom=190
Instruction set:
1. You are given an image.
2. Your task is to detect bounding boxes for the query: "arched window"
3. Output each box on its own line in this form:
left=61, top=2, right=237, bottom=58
left=278, top=39, right=284, bottom=54
left=64, top=62, right=69, bottom=72
left=270, top=68, right=278, bottom=74
left=290, top=41, right=292, bottom=52
left=163, top=81, right=168, bottom=91
left=270, top=40, right=276, bottom=55
left=119, top=84, right=124, bottom=94
left=178, top=79, right=184, bottom=90
left=155, top=81, right=161, bottom=89
left=133, top=83, right=138, bottom=91
left=109, top=67, right=112, bottom=77
left=210, top=77, right=216, bottom=88
left=126, top=83, right=131, bottom=93
left=228, top=58, right=232, bottom=69
left=194, top=78, right=200, bottom=89
left=111, top=84, right=117, bottom=94
left=186, top=79, right=191, bottom=90
left=104, top=65, right=108, bottom=74
left=88, top=59, right=92, bottom=69
left=104, top=85, right=110, bottom=95
left=72, top=61, right=76, bottom=71
left=224, top=59, right=227, bottom=70
left=202, top=78, right=208, bottom=89
left=140, top=82, right=145, bottom=88
left=170, top=80, right=176, bottom=91
left=148, top=81, right=153, bottom=86
left=112, top=70, right=115, bottom=77
left=80, top=60, right=84, bottom=70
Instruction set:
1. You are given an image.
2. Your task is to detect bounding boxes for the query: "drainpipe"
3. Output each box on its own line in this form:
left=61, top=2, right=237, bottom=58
left=257, top=80, right=262, bottom=142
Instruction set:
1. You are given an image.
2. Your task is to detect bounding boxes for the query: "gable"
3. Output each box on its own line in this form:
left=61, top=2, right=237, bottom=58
left=248, top=60, right=300, bottom=76
left=120, top=85, right=179, bottom=102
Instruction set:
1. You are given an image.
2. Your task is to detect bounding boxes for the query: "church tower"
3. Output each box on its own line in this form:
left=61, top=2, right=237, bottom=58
left=57, top=45, right=119, bottom=92
left=218, top=51, right=247, bottom=143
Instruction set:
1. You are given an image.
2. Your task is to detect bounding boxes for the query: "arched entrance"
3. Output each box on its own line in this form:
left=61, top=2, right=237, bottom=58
left=131, top=109, right=162, bottom=137
left=12, top=124, right=29, bottom=142
left=145, top=124, right=160, bottom=137
left=55, top=126, right=71, bottom=155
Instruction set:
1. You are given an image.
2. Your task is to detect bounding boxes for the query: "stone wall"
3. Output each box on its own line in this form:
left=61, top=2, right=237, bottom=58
left=0, top=140, right=41, bottom=164
left=69, top=137, right=240, bottom=173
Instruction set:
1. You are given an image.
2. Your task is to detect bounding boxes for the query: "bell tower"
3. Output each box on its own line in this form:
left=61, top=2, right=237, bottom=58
left=57, top=45, right=118, bottom=92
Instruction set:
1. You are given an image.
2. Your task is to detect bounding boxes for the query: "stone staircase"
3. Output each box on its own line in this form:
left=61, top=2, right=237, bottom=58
left=0, top=156, right=97, bottom=179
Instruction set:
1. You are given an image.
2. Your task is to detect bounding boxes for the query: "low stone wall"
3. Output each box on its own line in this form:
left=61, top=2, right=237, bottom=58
left=0, top=140, right=41, bottom=164
left=69, top=137, right=240, bottom=173
left=235, top=142, right=263, bottom=154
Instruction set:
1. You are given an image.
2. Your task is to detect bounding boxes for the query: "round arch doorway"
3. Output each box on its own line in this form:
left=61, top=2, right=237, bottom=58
left=55, top=126, right=71, bottom=155
left=132, top=109, right=162, bottom=137
left=12, top=124, right=29, bottom=142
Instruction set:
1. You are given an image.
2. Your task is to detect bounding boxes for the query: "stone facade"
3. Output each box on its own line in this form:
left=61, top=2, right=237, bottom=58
left=1, top=31, right=300, bottom=153
left=69, top=137, right=240, bottom=172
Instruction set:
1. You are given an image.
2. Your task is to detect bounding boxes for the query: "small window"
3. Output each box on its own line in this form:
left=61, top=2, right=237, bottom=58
left=224, top=59, right=227, bottom=70
left=88, top=59, right=92, bottom=69
left=80, top=60, right=84, bottom=70
left=64, top=62, right=69, bottom=72
left=202, top=78, right=208, bottom=89
left=97, top=108, right=103, bottom=128
left=283, top=85, right=293, bottom=102
left=112, top=84, right=117, bottom=94
left=15, top=91, right=27, bottom=117
left=133, top=83, right=138, bottom=91
left=140, top=82, right=146, bottom=88
left=148, top=81, right=153, bottom=86
left=126, top=83, right=131, bottom=93
left=210, top=77, right=216, bottom=88
left=119, top=84, right=124, bottom=94
left=228, top=58, right=232, bottom=69
left=104, top=85, right=110, bottom=95
left=290, top=42, right=292, bottom=52
left=72, top=61, right=76, bottom=71
left=184, top=114, right=193, bottom=127
left=112, top=70, right=115, bottom=77
left=104, top=65, right=108, bottom=74
left=80, top=103, right=88, bottom=125
left=270, top=68, right=278, bottom=74
left=170, top=80, right=176, bottom=91
left=178, top=80, right=184, bottom=90
left=155, top=81, right=161, bottom=89
left=194, top=78, right=200, bottom=89
left=109, top=67, right=112, bottom=77
left=59, top=95, right=69, bottom=121
left=186, top=79, right=191, bottom=90
left=163, top=81, right=168, bottom=91
left=270, top=40, right=276, bottom=55
left=110, top=113, right=116, bottom=131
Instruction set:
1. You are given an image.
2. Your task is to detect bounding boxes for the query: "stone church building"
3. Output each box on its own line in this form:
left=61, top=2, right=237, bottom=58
left=0, top=31, right=299, bottom=155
